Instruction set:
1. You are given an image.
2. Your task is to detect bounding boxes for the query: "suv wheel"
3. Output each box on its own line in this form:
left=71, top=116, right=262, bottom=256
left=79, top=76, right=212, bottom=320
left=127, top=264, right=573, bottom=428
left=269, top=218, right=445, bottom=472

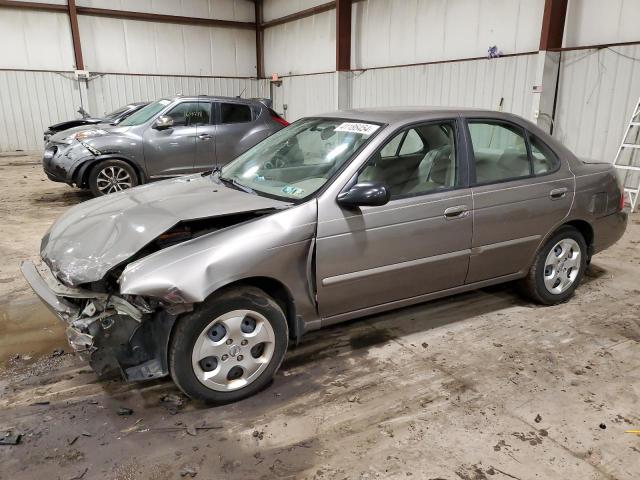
left=521, top=226, right=587, bottom=305
left=88, top=159, right=138, bottom=196
left=169, top=287, right=288, bottom=403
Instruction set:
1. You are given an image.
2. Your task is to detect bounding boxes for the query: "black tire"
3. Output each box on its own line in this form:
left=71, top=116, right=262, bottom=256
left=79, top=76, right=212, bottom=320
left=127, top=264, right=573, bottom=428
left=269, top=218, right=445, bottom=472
left=88, top=159, right=138, bottom=197
left=169, top=286, right=289, bottom=404
left=520, top=226, right=587, bottom=305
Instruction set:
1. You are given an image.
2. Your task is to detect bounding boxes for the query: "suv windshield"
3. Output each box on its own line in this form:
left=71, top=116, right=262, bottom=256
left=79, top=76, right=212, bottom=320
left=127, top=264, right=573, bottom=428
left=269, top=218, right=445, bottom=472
left=220, top=118, right=382, bottom=200
left=104, top=105, right=131, bottom=120
left=119, top=99, right=171, bottom=126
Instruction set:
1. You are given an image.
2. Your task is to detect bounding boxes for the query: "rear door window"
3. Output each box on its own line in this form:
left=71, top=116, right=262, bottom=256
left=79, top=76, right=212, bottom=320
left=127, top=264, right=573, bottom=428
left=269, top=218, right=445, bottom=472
left=468, top=121, right=531, bottom=184
left=220, top=103, right=252, bottom=124
left=528, top=134, right=559, bottom=174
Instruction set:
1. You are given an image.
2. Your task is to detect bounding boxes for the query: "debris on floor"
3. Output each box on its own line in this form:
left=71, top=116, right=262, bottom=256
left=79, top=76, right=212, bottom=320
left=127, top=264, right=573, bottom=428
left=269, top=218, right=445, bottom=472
left=0, top=431, right=22, bottom=445
left=116, top=407, right=134, bottom=416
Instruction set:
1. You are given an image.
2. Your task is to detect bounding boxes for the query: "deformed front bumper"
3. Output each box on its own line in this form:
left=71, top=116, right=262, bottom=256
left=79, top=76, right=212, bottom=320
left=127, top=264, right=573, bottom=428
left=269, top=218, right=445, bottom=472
left=20, top=260, right=142, bottom=354
left=21, top=260, right=96, bottom=352
left=20, top=260, right=174, bottom=381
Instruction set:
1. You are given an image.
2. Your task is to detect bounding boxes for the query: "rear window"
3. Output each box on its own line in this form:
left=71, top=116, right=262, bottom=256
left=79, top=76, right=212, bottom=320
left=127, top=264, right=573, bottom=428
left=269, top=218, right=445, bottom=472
left=220, top=103, right=252, bottom=124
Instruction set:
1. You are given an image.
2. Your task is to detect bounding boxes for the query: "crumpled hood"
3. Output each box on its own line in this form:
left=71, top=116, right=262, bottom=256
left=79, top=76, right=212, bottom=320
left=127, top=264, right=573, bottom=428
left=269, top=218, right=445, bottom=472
left=41, top=175, right=291, bottom=286
left=48, top=118, right=102, bottom=131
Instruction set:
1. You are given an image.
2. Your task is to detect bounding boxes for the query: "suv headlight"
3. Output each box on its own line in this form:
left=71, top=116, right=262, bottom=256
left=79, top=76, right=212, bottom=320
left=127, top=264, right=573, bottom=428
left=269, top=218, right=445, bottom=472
left=66, top=129, right=108, bottom=142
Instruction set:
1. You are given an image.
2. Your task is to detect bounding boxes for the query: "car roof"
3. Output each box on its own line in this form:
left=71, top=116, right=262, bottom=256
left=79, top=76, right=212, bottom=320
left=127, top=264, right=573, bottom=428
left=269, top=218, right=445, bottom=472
left=314, top=107, right=526, bottom=126
left=164, top=95, right=265, bottom=105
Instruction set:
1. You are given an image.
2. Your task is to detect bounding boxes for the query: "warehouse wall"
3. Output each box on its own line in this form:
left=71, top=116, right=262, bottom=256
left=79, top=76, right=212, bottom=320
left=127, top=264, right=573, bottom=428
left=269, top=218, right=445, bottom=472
left=0, top=9, right=75, bottom=71
left=351, top=54, right=538, bottom=117
left=554, top=44, right=640, bottom=164
left=0, top=0, right=262, bottom=151
left=263, top=0, right=640, bottom=166
left=263, top=10, right=335, bottom=76
left=564, top=0, right=640, bottom=48
left=351, top=0, right=544, bottom=69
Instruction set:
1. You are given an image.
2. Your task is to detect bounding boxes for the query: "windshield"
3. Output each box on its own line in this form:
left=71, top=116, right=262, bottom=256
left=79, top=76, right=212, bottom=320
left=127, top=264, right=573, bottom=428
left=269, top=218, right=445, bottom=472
left=119, top=99, right=171, bottom=126
left=104, top=105, right=131, bottom=120
left=220, top=118, right=382, bottom=200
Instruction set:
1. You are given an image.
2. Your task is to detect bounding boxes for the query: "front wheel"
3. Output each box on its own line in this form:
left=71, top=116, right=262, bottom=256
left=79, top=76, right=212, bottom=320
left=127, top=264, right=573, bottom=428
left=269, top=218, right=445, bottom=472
left=520, top=226, right=587, bottom=305
left=88, top=159, right=138, bottom=196
left=169, top=287, right=288, bottom=403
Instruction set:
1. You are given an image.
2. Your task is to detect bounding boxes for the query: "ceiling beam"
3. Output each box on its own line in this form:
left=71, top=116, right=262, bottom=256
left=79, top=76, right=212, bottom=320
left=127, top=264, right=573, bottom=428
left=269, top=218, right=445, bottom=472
left=76, top=6, right=255, bottom=29
left=0, top=1, right=255, bottom=29
left=335, top=0, right=351, bottom=71
left=539, top=0, right=568, bottom=50
left=0, top=0, right=65, bottom=12
left=260, top=1, right=335, bottom=29
left=67, top=0, right=84, bottom=70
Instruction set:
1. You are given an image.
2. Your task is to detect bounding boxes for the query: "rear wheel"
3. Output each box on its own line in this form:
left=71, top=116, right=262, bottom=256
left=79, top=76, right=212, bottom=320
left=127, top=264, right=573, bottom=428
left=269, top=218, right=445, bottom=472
left=88, top=159, right=138, bottom=196
left=520, top=226, right=587, bottom=305
left=169, top=287, right=288, bottom=403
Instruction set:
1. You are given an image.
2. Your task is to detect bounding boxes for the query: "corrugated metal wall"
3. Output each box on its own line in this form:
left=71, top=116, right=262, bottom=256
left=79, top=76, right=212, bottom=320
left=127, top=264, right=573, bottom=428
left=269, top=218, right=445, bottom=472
left=0, top=70, right=81, bottom=151
left=351, top=54, right=538, bottom=118
left=78, top=16, right=257, bottom=77
left=553, top=44, right=640, bottom=163
left=564, top=0, right=640, bottom=48
left=0, top=71, right=268, bottom=152
left=87, top=74, right=269, bottom=116
left=263, top=10, right=335, bottom=76
left=351, top=0, right=544, bottom=69
left=274, top=54, right=538, bottom=122
left=271, top=73, right=337, bottom=120
left=0, top=9, right=75, bottom=70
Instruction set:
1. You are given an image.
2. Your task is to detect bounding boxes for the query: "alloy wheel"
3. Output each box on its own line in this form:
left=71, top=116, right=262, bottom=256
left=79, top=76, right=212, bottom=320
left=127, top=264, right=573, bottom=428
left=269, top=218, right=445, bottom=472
left=95, top=166, right=133, bottom=194
left=543, top=238, right=581, bottom=295
left=191, top=310, right=276, bottom=392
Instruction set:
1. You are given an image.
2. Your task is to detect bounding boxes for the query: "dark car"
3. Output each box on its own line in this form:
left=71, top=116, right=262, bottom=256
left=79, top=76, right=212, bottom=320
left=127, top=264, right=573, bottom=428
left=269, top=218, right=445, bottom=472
left=42, top=96, right=288, bottom=196
left=43, top=102, right=149, bottom=143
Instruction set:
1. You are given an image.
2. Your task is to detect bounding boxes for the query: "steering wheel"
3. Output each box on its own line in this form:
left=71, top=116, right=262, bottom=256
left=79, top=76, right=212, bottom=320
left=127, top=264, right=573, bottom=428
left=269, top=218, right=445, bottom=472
left=264, top=156, right=286, bottom=169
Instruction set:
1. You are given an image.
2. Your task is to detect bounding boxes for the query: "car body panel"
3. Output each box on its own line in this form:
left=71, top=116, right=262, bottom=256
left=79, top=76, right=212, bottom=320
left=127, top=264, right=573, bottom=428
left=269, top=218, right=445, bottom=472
left=41, top=174, right=291, bottom=286
left=23, top=107, right=627, bottom=385
left=316, top=188, right=473, bottom=318
left=213, top=102, right=274, bottom=166
left=119, top=200, right=319, bottom=325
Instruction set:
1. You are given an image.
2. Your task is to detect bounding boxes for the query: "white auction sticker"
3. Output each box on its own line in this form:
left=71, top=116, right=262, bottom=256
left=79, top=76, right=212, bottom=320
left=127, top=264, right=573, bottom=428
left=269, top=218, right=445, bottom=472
left=334, top=122, right=380, bottom=136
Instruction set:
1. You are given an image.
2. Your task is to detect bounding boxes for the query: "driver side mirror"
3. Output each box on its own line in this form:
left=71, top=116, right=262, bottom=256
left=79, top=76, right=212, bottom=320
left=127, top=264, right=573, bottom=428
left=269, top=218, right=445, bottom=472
left=337, top=182, right=391, bottom=208
left=153, top=115, right=174, bottom=130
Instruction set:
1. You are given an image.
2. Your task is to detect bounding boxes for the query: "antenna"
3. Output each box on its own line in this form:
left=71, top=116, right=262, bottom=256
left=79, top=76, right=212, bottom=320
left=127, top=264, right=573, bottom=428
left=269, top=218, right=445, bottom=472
left=237, top=87, right=246, bottom=98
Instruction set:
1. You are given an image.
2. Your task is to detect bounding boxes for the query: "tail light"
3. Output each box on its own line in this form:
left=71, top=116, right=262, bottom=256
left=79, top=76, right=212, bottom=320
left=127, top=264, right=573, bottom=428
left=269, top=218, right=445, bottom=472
left=269, top=109, right=289, bottom=127
left=619, top=189, right=626, bottom=211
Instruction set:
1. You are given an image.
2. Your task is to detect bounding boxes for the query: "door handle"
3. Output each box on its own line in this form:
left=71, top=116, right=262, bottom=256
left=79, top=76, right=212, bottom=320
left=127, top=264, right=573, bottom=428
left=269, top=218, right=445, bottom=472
left=549, top=187, right=568, bottom=199
left=198, top=134, right=213, bottom=140
left=443, top=205, right=469, bottom=219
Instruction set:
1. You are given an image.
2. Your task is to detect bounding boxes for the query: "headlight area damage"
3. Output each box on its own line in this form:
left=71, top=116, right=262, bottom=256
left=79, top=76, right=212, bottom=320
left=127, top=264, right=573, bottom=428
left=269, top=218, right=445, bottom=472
left=21, top=205, right=287, bottom=381
left=20, top=260, right=171, bottom=380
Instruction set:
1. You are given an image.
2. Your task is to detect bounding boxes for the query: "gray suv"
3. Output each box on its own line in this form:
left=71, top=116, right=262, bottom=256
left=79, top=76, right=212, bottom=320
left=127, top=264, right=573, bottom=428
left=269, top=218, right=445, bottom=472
left=42, top=96, right=288, bottom=196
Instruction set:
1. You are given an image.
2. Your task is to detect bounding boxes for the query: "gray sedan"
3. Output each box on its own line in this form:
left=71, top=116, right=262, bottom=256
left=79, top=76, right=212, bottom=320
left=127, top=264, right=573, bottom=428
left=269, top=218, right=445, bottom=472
left=22, top=108, right=627, bottom=403
left=42, top=96, right=288, bottom=196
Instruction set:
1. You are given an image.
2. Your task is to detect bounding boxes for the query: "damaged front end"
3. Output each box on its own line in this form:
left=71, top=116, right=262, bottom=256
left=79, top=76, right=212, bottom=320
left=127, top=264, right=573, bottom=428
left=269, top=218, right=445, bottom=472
left=21, top=174, right=296, bottom=382
left=20, top=260, right=176, bottom=381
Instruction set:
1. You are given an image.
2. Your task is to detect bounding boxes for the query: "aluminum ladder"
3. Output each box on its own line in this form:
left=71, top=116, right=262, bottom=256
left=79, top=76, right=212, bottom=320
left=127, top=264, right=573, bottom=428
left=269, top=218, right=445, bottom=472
left=613, top=95, right=640, bottom=212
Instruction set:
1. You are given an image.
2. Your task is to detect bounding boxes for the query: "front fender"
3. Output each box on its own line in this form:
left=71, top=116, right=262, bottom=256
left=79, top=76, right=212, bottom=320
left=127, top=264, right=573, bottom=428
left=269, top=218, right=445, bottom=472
left=119, top=201, right=318, bottom=322
left=74, top=154, right=146, bottom=187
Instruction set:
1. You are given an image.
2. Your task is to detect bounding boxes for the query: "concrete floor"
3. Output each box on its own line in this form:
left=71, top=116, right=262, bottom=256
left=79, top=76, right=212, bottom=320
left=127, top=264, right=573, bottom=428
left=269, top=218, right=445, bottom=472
left=1, top=153, right=639, bottom=480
